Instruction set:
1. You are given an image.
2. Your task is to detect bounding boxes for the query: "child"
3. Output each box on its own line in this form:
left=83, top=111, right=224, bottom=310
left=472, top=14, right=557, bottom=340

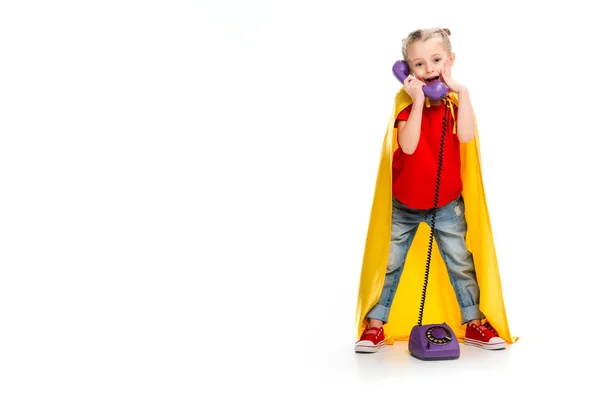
left=355, top=28, right=509, bottom=353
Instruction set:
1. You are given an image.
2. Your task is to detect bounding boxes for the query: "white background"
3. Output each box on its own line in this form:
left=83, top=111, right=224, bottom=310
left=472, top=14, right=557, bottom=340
left=1, top=1, right=599, bottom=399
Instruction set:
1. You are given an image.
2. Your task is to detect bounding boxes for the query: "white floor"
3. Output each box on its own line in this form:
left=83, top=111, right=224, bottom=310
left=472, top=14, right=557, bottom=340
left=224, top=335, right=596, bottom=400
left=197, top=318, right=599, bottom=400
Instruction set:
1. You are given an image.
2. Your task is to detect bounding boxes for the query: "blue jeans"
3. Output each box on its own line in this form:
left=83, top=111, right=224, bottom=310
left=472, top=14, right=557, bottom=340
left=366, top=195, right=485, bottom=325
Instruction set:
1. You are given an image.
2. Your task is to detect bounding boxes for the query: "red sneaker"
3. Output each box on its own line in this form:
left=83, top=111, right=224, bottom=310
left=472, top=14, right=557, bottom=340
left=355, top=326, right=386, bottom=353
left=464, top=323, right=506, bottom=350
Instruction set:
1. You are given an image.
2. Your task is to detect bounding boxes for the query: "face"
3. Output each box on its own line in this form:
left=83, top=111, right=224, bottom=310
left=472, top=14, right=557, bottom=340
left=406, top=38, right=455, bottom=84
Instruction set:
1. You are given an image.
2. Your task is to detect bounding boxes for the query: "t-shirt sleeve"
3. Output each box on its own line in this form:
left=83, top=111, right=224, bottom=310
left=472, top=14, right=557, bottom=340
left=396, top=105, right=412, bottom=121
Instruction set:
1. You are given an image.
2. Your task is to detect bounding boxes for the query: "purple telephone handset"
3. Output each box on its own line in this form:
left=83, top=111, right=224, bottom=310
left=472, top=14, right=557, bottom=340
left=392, top=60, right=448, bottom=100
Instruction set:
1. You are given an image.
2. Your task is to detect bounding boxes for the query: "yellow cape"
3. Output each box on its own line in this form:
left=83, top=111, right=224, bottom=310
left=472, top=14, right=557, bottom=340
left=355, top=88, right=517, bottom=344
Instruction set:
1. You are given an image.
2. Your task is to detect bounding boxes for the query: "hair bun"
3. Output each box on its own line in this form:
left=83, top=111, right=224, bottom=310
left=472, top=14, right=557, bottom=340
left=443, top=28, right=451, bottom=36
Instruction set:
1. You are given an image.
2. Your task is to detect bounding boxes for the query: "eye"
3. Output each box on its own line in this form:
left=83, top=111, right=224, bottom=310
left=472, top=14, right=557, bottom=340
left=415, top=62, right=423, bottom=67
left=434, top=58, right=441, bottom=63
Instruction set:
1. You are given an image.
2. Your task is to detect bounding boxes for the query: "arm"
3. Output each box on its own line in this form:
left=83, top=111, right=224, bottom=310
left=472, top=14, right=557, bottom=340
left=398, top=99, right=424, bottom=154
left=399, top=75, right=426, bottom=154
left=456, top=87, right=476, bottom=143
left=441, top=59, right=476, bottom=143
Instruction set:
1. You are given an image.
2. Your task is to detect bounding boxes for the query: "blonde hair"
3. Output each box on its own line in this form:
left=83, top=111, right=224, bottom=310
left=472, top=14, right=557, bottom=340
left=402, top=28, right=452, bottom=62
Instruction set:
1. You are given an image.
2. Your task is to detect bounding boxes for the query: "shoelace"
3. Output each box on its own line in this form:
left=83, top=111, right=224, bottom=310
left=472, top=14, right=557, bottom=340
left=362, top=328, right=381, bottom=338
left=484, top=323, right=499, bottom=336
left=471, top=324, right=489, bottom=337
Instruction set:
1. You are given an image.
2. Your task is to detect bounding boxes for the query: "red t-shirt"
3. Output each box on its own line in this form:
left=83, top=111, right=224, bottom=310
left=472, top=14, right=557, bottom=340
left=393, top=101, right=461, bottom=210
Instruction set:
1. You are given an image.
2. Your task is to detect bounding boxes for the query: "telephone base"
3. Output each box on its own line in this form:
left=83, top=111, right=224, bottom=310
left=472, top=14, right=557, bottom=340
left=408, top=323, right=460, bottom=361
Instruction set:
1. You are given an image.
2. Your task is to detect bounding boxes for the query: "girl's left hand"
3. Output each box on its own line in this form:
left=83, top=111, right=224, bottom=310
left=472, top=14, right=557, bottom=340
left=441, top=60, right=464, bottom=93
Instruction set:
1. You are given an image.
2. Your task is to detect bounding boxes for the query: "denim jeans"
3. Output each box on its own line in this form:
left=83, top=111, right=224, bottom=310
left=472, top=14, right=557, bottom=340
left=366, top=195, right=485, bottom=325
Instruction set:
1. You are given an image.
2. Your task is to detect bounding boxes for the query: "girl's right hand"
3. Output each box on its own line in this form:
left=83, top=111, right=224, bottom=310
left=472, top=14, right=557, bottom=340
left=404, top=75, right=425, bottom=103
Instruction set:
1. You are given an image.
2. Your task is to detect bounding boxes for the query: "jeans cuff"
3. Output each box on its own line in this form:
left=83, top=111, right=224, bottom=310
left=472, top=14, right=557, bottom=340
left=366, top=304, right=391, bottom=324
left=461, top=304, right=486, bottom=325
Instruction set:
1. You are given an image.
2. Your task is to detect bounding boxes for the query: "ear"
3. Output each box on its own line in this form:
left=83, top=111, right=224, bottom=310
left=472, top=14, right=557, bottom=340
left=449, top=53, right=456, bottom=66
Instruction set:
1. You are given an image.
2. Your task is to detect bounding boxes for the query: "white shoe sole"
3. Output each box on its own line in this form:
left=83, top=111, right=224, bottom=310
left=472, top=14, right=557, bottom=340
left=464, top=338, right=507, bottom=350
left=355, top=340, right=386, bottom=353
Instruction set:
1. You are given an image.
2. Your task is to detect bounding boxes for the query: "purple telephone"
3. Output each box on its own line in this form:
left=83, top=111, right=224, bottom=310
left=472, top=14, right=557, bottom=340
left=392, top=60, right=448, bottom=100
left=408, top=323, right=460, bottom=361
left=393, top=59, right=460, bottom=360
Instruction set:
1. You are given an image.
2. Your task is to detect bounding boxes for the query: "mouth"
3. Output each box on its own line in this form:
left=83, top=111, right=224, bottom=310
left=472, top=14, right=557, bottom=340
left=425, top=75, right=440, bottom=83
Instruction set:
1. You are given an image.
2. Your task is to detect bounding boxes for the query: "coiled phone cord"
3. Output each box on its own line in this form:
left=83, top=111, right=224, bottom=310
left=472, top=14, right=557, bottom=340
left=417, top=98, right=450, bottom=327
